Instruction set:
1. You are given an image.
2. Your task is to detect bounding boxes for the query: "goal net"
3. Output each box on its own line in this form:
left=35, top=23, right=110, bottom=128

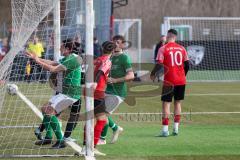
left=0, top=0, right=110, bottom=158
left=162, top=17, right=240, bottom=82
left=114, top=19, right=142, bottom=71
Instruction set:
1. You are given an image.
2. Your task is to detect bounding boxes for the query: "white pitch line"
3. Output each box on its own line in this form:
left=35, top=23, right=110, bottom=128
left=0, top=125, right=33, bottom=129
left=186, top=93, right=240, bottom=96
left=0, top=155, right=74, bottom=158
left=1, top=112, right=240, bottom=129
left=113, top=112, right=240, bottom=115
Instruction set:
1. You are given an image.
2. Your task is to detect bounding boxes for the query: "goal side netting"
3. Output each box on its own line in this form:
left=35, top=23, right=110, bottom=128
left=114, top=19, right=142, bottom=72
left=162, top=17, right=240, bottom=82
left=0, top=0, right=104, bottom=158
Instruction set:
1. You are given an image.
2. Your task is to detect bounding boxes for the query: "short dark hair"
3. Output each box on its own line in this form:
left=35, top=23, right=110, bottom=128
left=112, top=35, right=126, bottom=43
left=102, top=41, right=116, bottom=54
left=62, top=39, right=74, bottom=51
left=168, top=29, right=178, bottom=36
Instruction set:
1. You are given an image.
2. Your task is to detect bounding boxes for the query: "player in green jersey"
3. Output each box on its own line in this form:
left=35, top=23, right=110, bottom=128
left=26, top=39, right=82, bottom=148
left=98, top=35, right=134, bottom=145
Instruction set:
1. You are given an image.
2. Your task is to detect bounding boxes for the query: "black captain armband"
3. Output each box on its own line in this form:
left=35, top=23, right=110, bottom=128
left=150, top=64, right=164, bottom=77
left=184, top=60, right=190, bottom=76
left=95, top=70, right=104, bottom=83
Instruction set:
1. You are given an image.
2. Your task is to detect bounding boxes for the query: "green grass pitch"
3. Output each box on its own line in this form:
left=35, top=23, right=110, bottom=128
left=1, top=82, right=240, bottom=160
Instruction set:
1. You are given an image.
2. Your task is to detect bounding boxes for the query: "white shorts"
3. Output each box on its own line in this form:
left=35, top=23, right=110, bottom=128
left=49, top=94, right=78, bottom=114
left=105, top=94, right=124, bottom=114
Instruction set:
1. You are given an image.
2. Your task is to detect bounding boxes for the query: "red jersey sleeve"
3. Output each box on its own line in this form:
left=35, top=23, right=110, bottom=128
left=99, top=59, right=112, bottom=74
left=156, top=46, right=165, bottom=64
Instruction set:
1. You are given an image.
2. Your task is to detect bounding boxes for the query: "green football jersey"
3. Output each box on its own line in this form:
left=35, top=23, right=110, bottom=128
left=59, top=53, right=81, bottom=99
left=106, top=53, right=132, bottom=98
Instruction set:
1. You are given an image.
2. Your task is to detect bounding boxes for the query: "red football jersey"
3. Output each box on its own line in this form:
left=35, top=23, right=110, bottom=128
left=94, top=54, right=112, bottom=99
left=156, top=42, right=188, bottom=86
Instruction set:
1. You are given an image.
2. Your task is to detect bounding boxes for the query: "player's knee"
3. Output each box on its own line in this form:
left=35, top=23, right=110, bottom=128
left=41, top=104, right=56, bottom=115
left=41, top=103, right=49, bottom=113
left=174, top=100, right=181, bottom=106
left=96, top=113, right=107, bottom=120
left=162, top=113, right=170, bottom=118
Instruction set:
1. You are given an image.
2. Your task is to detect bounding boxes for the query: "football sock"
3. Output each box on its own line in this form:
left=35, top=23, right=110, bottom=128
left=162, top=118, right=169, bottom=132
left=43, top=115, right=53, bottom=139
left=64, top=113, right=79, bottom=138
left=94, top=120, right=107, bottom=147
left=39, top=124, right=45, bottom=132
left=100, top=123, right=109, bottom=140
left=108, top=116, right=118, bottom=132
left=50, top=115, right=63, bottom=141
left=83, top=125, right=86, bottom=145
left=174, top=115, right=181, bottom=132
left=38, top=113, right=46, bottom=132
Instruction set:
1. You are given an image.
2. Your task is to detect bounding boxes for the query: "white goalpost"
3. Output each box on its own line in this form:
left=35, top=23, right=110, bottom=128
left=0, top=0, right=110, bottom=159
left=85, top=0, right=95, bottom=158
left=162, top=17, right=240, bottom=82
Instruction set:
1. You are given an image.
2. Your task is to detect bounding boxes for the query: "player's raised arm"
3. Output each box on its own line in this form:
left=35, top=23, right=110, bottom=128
left=36, top=60, right=66, bottom=73
left=25, top=50, right=59, bottom=66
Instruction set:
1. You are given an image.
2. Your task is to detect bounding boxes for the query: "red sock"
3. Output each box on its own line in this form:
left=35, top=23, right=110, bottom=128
left=174, top=115, right=181, bottom=123
left=162, top=118, right=169, bottom=125
left=94, top=120, right=107, bottom=146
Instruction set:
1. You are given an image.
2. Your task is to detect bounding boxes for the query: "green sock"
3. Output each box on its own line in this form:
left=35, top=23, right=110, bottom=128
left=100, top=123, right=109, bottom=140
left=43, top=115, right=53, bottom=139
left=108, top=116, right=118, bottom=132
left=50, top=115, right=63, bottom=141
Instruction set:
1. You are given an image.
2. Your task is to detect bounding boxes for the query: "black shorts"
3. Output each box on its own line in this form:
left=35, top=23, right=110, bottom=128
left=161, top=85, right=185, bottom=102
left=70, top=99, right=81, bottom=114
left=81, top=72, right=85, bottom=85
left=94, top=99, right=106, bottom=115
left=55, top=99, right=81, bottom=117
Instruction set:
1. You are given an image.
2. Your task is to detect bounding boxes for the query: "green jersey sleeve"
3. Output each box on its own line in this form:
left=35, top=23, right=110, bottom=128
left=59, top=54, right=80, bottom=70
left=123, top=54, right=132, bottom=72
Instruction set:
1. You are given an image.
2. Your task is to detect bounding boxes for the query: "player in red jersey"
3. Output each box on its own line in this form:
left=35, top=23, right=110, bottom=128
left=81, top=41, right=116, bottom=155
left=150, top=29, right=190, bottom=137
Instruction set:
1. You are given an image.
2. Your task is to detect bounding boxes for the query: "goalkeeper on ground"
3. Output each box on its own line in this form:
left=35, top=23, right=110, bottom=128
left=26, top=39, right=82, bottom=148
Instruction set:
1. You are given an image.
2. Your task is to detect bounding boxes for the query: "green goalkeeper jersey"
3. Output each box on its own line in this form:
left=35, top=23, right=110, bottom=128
left=106, top=53, right=132, bottom=98
left=59, top=53, right=81, bottom=99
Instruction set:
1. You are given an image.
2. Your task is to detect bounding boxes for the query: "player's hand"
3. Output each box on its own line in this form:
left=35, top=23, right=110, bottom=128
left=150, top=75, right=156, bottom=81
left=35, top=56, right=40, bottom=63
left=25, top=51, right=36, bottom=60
left=108, top=77, right=118, bottom=84
left=91, top=82, right=97, bottom=90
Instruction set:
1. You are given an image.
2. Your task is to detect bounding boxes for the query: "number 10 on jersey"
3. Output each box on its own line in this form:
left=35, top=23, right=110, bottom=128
left=169, top=51, right=183, bottom=66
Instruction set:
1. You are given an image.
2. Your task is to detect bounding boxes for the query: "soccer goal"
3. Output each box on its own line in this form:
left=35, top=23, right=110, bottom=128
left=114, top=19, right=142, bottom=71
left=0, top=0, right=110, bottom=158
left=162, top=17, right=240, bottom=82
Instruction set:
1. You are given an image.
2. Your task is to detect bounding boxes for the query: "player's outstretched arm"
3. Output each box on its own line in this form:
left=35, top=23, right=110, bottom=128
left=38, top=58, right=59, bottom=66
left=25, top=50, right=58, bottom=66
left=34, top=58, right=66, bottom=73
left=108, top=70, right=134, bottom=83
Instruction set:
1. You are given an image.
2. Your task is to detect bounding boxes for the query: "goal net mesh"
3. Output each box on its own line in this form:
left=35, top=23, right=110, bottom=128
left=164, top=17, right=240, bottom=82
left=0, top=0, right=111, bottom=157
left=114, top=19, right=142, bottom=71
